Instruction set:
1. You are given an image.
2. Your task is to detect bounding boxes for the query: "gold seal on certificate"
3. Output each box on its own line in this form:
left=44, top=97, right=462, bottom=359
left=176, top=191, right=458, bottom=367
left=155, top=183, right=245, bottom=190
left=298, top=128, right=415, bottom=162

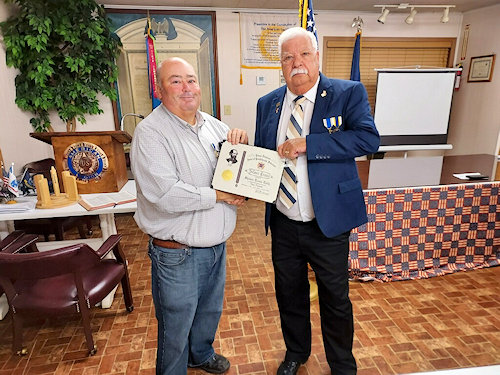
left=212, top=142, right=285, bottom=203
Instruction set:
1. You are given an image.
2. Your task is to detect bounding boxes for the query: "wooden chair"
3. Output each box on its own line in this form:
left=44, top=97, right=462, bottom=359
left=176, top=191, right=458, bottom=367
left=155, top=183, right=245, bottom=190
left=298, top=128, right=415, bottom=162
left=0, top=234, right=133, bottom=356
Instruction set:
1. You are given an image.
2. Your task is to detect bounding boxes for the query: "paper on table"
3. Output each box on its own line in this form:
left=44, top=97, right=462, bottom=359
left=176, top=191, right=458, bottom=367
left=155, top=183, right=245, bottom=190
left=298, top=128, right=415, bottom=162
left=0, top=198, right=36, bottom=213
left=453, top=172, right=481, bottom=180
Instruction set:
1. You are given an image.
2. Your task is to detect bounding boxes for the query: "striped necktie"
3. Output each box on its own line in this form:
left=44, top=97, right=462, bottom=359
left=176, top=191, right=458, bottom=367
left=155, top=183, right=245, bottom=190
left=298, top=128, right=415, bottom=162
left=278, top=95, right=306, bottom=209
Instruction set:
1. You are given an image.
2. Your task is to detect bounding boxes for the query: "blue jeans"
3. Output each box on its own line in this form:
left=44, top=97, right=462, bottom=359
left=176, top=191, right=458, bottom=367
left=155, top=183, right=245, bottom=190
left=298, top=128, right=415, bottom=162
left=148, top=239, right=226, bottom=375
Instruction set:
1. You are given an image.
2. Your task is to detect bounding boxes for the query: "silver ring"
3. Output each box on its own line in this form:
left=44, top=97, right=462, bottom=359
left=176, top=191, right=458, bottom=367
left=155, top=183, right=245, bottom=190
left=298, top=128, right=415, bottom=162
left=284, top=150, right=289, bottom=154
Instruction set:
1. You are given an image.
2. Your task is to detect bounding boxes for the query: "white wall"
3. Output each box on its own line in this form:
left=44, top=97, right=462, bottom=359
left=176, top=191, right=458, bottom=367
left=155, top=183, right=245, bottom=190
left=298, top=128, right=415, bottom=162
left=0, top=3, right=51, bottom=172
left=217, top=9, right=462, bottom=146
left=2, top=4, right=496, bottom=175
left=447, top=3, right=500, bottom=156
left=0, top=3, right=116, bottom=174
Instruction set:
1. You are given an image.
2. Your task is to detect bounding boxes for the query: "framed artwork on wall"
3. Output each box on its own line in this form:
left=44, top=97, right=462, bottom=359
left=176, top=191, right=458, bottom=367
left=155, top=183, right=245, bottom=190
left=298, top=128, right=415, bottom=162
left=467, top=54, right=495, bottom=82
left=105, top=9, right=220, bottom=135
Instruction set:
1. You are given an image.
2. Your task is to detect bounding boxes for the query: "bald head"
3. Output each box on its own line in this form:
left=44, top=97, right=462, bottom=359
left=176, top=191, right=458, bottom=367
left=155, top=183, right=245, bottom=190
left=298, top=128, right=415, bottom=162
left=156, top=57, right=201, bottom=125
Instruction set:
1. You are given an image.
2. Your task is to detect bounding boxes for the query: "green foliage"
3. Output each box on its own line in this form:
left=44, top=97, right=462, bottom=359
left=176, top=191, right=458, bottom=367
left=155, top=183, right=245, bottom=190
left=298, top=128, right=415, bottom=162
left=0, top=0, right=121, bottom=132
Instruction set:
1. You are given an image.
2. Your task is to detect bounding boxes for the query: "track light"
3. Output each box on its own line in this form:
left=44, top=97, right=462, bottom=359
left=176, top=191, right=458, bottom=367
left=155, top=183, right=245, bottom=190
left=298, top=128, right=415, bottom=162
left=441, top=7, right=450, bottom=23
left=378, top=8, right=390, bottom=24
left=405, top=8, right=417, bottom=24
left=374, top=4, right=455, bottom=25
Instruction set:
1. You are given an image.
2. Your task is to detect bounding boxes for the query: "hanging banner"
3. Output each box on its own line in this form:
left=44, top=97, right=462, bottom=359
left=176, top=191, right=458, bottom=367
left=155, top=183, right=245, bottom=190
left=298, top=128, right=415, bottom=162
left=145, top=18, right=161, bottom=110
left=240, top=13, right=298, bottom=69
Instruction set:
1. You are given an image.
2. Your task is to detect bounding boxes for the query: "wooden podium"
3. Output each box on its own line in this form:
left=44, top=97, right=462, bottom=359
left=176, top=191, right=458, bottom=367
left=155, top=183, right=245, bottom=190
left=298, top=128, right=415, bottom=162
left=30, top=131, right=132, bottom=194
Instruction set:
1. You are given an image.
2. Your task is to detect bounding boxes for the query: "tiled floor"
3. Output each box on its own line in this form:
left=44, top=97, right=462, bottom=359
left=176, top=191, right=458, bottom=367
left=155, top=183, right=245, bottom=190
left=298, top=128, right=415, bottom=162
left=0, top=199, right=499, bottom=375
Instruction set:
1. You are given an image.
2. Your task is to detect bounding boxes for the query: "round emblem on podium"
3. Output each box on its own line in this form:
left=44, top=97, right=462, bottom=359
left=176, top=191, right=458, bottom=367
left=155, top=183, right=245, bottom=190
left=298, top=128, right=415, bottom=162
left=63, top=142, right=109, bottom=182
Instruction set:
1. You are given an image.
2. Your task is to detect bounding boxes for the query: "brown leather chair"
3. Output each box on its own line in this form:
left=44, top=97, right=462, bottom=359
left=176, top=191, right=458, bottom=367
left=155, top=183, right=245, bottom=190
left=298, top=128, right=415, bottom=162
left=0, top=231, right=39, bottom=304
left=14, top=158, right=94, bottom=241
left=0, top=234, right=133, bottom=356
left=0, top=231, right=38, bottom=254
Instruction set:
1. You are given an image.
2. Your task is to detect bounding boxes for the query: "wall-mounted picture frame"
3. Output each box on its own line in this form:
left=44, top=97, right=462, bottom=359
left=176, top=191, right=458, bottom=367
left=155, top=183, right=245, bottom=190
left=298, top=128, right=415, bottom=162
left=467, top=54, right=495, bottom=82
left=105, top=9, right=219, bottom=134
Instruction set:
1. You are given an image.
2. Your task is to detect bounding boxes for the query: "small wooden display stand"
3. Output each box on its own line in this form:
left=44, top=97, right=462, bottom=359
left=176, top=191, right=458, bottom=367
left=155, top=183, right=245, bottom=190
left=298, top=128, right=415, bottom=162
left=34, top=167, right=79, bottom=208
left=30, top=131, right=132, bottom=194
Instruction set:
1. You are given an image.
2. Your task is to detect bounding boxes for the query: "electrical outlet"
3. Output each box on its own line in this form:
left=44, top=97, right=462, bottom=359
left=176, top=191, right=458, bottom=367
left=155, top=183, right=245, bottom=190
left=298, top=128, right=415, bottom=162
left=224, top=105, right=231, bottom=115
left=256, top=76, right=266, bottom=85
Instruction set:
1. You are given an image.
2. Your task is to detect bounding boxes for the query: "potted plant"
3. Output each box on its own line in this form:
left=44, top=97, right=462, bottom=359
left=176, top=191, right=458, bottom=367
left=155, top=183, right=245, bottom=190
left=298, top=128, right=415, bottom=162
left=0, top=0, right=120, bottom=132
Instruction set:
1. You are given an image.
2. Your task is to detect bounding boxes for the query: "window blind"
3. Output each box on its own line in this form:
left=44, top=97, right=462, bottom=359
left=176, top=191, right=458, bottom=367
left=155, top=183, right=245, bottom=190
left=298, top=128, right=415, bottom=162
left=322, top=37, right=456, bottom=112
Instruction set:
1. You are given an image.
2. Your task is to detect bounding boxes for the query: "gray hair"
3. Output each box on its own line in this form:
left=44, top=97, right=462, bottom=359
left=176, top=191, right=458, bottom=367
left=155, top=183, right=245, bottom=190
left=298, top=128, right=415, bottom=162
left=278, top=27, right=318, bottom=56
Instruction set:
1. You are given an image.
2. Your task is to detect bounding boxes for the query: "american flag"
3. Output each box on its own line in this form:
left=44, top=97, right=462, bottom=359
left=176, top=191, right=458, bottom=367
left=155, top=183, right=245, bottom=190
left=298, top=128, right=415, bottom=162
left=1, top=163, right=8, bottom=188
left=299, top=0, right=318, bottom=42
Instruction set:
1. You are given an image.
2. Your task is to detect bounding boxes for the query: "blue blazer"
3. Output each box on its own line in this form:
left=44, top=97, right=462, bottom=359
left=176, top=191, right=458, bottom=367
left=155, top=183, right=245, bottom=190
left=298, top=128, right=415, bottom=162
left=255, top=73, right=380, bottom=238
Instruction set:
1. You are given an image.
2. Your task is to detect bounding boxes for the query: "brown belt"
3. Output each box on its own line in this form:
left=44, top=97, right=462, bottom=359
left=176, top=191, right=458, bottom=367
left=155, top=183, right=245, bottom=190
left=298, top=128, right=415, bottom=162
left=152, top=238, right=187, bottom=249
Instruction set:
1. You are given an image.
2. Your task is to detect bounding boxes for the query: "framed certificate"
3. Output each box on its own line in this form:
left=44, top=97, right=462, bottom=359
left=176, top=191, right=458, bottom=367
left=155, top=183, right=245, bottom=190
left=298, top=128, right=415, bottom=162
left=468, top=54, right=495, bottom=82
left=212, top=142, right=285, bottom=203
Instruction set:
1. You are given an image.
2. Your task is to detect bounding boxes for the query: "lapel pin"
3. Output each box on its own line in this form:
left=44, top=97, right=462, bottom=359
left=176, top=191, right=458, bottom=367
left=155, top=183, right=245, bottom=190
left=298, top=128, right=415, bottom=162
left=275, top=102, right=281, bottom=113
left=321, top=90, right=327, bottom=97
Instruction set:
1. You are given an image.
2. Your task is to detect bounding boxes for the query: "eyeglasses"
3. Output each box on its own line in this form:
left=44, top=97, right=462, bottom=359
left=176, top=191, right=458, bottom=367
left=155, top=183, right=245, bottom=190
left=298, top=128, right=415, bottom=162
left=281, top=50, right=316, bottom=65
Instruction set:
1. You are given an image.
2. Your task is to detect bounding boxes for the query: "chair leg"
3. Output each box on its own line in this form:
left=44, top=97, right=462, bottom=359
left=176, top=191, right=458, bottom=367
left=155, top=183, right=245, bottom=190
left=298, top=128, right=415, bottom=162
left=77, top=224, right=88, bottom=239
left=121, top=274, right=134, bottom=313
left=11, top=314, right=27, bottom=356
left=85, top=217, right=93, bottom=235
left=80, top=302, right=97, bottom=356
left=55, top=225, right=64, bottom=241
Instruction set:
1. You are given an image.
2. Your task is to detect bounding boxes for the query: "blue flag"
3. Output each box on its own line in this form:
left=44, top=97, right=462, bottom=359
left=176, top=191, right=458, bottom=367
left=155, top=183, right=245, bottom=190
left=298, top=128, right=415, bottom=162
left=350, top=31, right=361, bottom=81
left=19, top=168, right=36, bottom=195
left=299, top=0, right=318, bottom=42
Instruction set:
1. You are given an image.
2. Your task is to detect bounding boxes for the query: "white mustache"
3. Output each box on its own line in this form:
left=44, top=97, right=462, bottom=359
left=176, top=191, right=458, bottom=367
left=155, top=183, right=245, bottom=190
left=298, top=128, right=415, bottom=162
left=290, top=68, right=308, bottom=77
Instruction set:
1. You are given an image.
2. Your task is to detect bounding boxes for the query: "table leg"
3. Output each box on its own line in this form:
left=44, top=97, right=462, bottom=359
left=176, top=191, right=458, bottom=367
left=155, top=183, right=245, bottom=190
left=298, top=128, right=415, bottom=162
left=99, top=213, right=117, bottom=238
left=0, top=220, right=13, bottom=240
left=99, top=213, right=118, bottom=309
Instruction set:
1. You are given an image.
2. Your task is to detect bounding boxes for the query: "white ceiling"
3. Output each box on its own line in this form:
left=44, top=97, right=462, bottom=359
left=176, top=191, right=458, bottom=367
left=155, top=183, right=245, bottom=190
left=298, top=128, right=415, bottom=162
left=99, top=0, right=500, bottom=13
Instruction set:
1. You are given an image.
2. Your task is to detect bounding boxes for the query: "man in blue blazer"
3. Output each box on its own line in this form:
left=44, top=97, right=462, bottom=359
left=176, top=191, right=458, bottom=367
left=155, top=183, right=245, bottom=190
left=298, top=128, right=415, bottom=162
left=255, top=27, right=379, bottom=375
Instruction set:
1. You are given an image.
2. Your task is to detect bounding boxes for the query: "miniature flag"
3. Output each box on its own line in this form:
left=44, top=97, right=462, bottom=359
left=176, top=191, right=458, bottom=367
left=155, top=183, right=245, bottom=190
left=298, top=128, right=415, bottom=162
left=19, top=168, right=36, bottom=195
left=1, top=164, right=9, bottom=188
left=8, top=163, right=19, bottom=197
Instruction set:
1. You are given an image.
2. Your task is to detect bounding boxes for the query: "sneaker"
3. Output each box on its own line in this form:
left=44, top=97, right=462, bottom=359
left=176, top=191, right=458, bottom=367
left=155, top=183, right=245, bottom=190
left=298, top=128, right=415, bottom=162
left=199, top=353, right=230, bottom=374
